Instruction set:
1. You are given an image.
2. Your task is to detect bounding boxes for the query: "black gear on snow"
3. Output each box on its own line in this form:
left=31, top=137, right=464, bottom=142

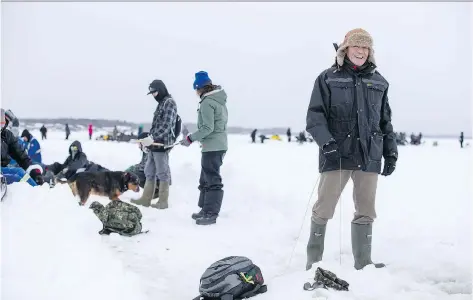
left=303, top=267, right=349, bottom=292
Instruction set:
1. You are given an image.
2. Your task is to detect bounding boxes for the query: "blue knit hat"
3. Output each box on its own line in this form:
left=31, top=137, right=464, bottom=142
left=193, top=71, right=212, bottom=90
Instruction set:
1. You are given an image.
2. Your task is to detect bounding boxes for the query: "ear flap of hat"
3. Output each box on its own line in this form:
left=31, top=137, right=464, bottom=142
left=367, top=48, right=376, bottom=65
left=336, top=46, right=348, bottom=67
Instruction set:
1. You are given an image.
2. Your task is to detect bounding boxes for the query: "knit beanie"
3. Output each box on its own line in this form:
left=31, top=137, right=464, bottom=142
left=193, top=71, right=212, bottom=90
left=336, top=28, right=376, bottom=66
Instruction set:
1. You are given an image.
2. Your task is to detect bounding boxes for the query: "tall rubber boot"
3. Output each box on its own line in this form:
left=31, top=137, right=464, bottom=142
left=152, top=179, right=160, bottom=200
left=306, top=220, right=326, bottom=270
left=152, top=181, right=169, bottom=209
left=130, top=180, right=155, bottom=207
left=351, top=223, right=386, bottom=270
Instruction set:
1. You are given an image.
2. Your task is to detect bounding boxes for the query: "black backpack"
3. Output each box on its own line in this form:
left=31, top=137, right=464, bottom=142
left=193, top=256, right=267, bottom=300
left=173, top=114, right=182, bottom=141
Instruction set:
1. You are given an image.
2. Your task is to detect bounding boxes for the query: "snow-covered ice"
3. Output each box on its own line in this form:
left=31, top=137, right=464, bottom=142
left=2, top=130, right=472, bottom=300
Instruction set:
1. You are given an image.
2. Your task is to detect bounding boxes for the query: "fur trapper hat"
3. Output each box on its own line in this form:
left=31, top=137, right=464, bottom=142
left=336, top=28, right=376, bottom=66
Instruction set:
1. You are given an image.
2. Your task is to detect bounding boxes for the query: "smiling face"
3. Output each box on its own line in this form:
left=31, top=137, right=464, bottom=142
left=347, top=46, right=369, bottom=67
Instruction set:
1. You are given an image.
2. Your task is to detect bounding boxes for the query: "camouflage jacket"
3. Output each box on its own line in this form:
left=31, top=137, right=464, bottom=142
left=126, top=152, right=148, bottom=174
left=90, top=200, right=142, bottom=236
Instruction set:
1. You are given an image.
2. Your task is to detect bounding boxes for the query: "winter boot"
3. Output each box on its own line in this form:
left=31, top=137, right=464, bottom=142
left=196, top=213, right=218, bottom=225
left=151, top=181, right=169, bottom=209
left=306, top=220, right=327, bottom=270
left=351, top=223, right=386, bottom=270
left=152, top=181, right=160, bottom=200
left=196, top=190, right=223, bottom=225
left=192, top=211, right=204, bottom=220
left=192, top=190, right=206, bottom=220
left=130, top=180, right=155, bottom=207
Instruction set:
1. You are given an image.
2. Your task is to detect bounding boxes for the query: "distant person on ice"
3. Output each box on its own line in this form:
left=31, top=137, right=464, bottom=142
left=131, top=79, right=178, bottom=210
left=297, top=131, right=307, bottom=144
left=287, top=127, right=291, bottom=142
left=305, top=28, right=398, bottom=271
left=137, top=124, right=144, bottom=136
left=21, top=129, right=42, bottom=164
left=40, top=125, right=47, bottom=140
left=251, top=129, right=257, bottom=143
left=65, top=123, right=71, bottom=140
left=259, top=134, right=268, bottom=143
left=88, top=124, right=93, bottom=140
left=180, top=71, right=228, bottom=226
left=113, top=126, right=118, bottom=141
left=1, top=109, right=44, bottom=186
left=459, top=132, right=464, bottom=148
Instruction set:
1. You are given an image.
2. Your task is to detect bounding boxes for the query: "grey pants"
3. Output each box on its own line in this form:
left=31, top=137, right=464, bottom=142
left=144, top=151, right=171, bottom=183
left=312, top=170, right=378, bottom=225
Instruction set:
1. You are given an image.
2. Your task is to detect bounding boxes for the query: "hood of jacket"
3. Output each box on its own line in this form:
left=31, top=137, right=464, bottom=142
left=69, top=140, right=83, bottom=155
left=21, top=129, right=32, bottom=142
left=201, top=87, right=227, bottom=105
left=148, top=79, right=170, bottom=103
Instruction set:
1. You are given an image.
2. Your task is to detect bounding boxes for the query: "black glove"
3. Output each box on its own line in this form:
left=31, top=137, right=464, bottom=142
left=381, top=156, right=397, bottom=176
left=29, top=169, right=44, bottom=185
left=98, top=227, right=112, bottom=235
left=322, top=140, right=341, bottom=161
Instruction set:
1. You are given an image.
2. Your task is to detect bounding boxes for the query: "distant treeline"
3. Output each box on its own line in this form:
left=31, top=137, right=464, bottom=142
left=18, top=118, right=470, bottom=138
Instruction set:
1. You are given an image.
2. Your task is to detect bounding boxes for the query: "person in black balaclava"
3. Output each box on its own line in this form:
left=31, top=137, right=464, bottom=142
left=131, top=79, right=178, bottom=210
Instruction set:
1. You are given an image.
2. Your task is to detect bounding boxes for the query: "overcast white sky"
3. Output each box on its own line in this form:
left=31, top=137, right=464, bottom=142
left=1, top=2, right=472, bottom=135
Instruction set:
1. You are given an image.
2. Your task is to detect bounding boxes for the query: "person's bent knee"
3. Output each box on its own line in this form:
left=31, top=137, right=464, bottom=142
left=311, top=214, right=329, bottom=225
left=352, top=215, right=374, bottom=225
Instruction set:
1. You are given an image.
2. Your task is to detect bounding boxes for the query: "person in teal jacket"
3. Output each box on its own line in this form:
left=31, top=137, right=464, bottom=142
left=180, top=71, right=228, bottom=225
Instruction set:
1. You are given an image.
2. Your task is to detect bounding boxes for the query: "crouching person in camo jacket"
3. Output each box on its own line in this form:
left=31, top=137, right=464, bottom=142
left=125, top=132, right=160, bottom=199
left=89, top=200, right=143, bottom=237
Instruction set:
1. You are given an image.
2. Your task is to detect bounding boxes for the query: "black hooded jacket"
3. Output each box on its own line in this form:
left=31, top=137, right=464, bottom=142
left=1, top=128, right=32, bottom=169
left=48, top=141, right=89, bottom=176
left=306, top=58, right=398, bottom=173
left=48, top=140, right=108, bottom=179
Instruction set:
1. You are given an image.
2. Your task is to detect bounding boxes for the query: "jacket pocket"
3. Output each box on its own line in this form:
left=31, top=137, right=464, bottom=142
left=333, top=132, right=354, bottom=159
left=368, top=132, right=383, bottom=161
left=327, top=80, right=355, bottom=120
left=365, top=82, right=386, bottom=123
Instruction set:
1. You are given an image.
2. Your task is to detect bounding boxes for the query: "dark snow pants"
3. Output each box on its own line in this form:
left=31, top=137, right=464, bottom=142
left=198, top=151, right=226, bottom=215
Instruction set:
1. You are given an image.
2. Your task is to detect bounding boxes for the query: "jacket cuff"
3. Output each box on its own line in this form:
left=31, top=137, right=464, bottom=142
left=186, top=135, right=193, bottom=143
left=384, top=152, right=398, bottom=161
